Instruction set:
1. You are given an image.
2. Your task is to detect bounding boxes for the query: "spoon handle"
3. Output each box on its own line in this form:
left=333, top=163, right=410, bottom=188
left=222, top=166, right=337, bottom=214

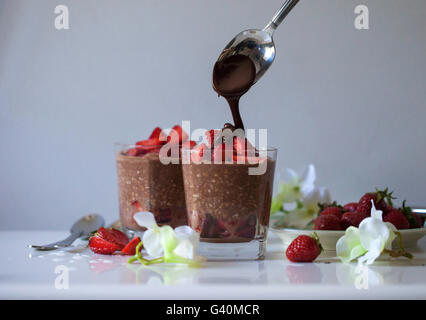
left=264, top=0, right=300, bottom=35
left=29, top=231, right=83, bottom=251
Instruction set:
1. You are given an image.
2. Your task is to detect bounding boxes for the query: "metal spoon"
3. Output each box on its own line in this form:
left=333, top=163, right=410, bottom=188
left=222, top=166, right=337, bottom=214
left=216, top=0, right=300, bottom=83
left=29, top=214, right=105, bottom=251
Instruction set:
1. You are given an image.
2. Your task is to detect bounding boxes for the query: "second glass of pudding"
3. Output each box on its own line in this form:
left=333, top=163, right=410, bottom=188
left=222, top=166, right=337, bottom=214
left=182, top=147, right=277, bottom=260
left=116, top=144, right=187, bottom=236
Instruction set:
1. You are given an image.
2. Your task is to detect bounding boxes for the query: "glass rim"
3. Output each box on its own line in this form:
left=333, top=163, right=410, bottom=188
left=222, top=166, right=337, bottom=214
left=114, top=142, right=166, bottom=149
left=182, top=146, right=278, bottom=152
left=115, top=143, right=278, bottom=152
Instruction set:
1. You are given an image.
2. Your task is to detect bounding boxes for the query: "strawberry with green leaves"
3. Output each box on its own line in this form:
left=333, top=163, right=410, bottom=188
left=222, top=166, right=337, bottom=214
left=356, top=188, right=395, bottom=216
left=286, top=233, right=323, bottom=263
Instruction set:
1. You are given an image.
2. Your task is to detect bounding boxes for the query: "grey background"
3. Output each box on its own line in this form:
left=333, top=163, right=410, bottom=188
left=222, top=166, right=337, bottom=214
left=0, top=0, right=425, bottom=230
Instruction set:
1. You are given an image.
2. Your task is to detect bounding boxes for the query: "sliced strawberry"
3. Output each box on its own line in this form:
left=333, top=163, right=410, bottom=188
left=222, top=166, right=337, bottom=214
left=233, top=136, right=256, bottom=156
left=135, top=138, right=164, bottom=154
left=148, top=127, right=166, bottom=140
left=131, top=200, right=143, bottom=212
left=212, top=143, right=233, bottom=163
left=89, top=236, right=121, bottom=255
left=136, top=138, right=160, bottom=146
left=235, top=214, right=257, bottom=239
left=200, top=214, right=230, bottom=238
left=96, top=227, right=129, bottom=249
left=191, top=143, right=207, bottom=163
left=181, top=140, right=197, bottom=149
left=205, top=129, right=220, bottom=147
left=212, top=144, right=223, bottom=162
left=127, top=147, right=146, bottom=157
left=167, top=125, right=189, bottom=144
left=121, top=236, right=142, bottom=255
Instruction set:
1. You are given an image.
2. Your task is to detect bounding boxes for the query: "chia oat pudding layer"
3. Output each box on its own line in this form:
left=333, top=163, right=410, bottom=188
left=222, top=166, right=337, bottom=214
left=182, top=159, right=276, bottom=243
left=116, top=151, right=187, bottom=231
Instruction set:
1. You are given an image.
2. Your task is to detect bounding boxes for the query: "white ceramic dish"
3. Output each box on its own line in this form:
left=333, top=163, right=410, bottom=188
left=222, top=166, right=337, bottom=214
left=271, top=226, right=426, bottom=251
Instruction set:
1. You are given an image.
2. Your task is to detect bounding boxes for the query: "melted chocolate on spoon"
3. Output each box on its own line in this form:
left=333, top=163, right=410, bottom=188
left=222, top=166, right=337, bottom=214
left=212, top=54, right=256, bottom=131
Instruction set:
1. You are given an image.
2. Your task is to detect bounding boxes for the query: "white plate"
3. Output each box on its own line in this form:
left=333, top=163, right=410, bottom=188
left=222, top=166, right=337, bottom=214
left=271, top=227, right=426, bottom=251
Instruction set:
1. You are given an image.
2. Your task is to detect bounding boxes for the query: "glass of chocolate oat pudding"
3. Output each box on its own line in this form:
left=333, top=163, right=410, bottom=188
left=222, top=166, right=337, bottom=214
left=115, top=143, right=187, bottom=236
left=182, top=147, right=277, bottom=260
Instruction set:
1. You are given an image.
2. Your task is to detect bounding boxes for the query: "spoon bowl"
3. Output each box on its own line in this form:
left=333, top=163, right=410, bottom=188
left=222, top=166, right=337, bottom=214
left=216, top=0, right=299, bottom=83
left=217, top=29, right=275, bottom=84
left=71, top=214, right=105, bottom=235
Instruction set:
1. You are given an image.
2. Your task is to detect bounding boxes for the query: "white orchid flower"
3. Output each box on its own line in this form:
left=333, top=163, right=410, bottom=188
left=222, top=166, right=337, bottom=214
left=275, top=185, right=331, bottom=229
left=336, top=201, right=411, bottom=265
left=271, top=164, right=320, bottom=214
left=132, top=211, right=203, bottom=267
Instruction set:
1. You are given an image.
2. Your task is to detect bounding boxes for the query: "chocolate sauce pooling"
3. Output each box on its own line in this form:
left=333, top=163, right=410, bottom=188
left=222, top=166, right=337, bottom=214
left=212, top=54, right=256, bottom=131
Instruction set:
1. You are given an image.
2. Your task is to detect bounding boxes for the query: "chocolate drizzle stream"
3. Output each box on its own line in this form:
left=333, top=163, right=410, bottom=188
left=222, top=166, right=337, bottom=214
left=212, top=54, right=256, bottom=131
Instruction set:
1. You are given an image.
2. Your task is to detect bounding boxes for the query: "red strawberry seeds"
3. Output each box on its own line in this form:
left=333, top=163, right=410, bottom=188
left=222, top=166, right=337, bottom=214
left=286, top=234, right=322, bottom=263
left=340, top=212, right=368, bottom=230
left=121, top=236, right=142, bottom=256
left=383, top=209, right=410, bottom=229
left=320, top=206, right=343, bottom=219
left=314, top=214, right=342, bottom=230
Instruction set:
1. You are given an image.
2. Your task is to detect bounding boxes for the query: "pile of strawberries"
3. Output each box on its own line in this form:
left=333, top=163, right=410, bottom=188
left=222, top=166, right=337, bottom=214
left=313, top=189, right=425, bottom=231
left=191, top=129, right=262, bottom=163
left=88, top=227, right=141, bottom=255
left=127, top=125, right=195, bottom=157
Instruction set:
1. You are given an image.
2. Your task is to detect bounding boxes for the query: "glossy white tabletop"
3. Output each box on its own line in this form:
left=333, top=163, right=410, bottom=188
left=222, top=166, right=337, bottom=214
left=1, top=231, right=425, bottom=299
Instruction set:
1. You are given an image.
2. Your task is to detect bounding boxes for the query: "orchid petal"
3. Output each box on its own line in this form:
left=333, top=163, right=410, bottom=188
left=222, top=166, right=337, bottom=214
left=142, top=228, right=163, bottom=257
left=134, top=211, right=158, bottom=229
left=300, top=164, right=316, bottom=196
left=283, top=168, right=299, bottom=182
left=384, top=222, right=397, bottom=250
left=370, top=202, right=383, bottom=220
left=336, top=227, right=367, bottom=263
left=278, top=209, right=315, bottom=229
left=175, top=226, right=200, bottom=245
left=173, top=239, right=196, bottom=260
left=359, top=215, right=389, bottom=252
left=318, top=187, right=331, bottom=204
left=358, top=238, right=383, bottom=265
left=283, top=201, right=298, bottom=211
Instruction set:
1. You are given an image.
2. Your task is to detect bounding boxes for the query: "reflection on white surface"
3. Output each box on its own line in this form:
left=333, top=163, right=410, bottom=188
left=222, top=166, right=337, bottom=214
left=2, top=231, right=426, bottom=298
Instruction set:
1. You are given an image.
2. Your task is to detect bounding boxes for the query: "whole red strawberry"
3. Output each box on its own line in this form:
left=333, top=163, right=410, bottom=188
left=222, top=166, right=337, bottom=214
left=314, top=214, right=342, bottom=230
left=320, top=206, right=343, bottom=219
left=356, top=188, right=394, bottom=215
left=286, top=234, right=322, bottom=262
left=343, top=202, right=358, bottom=212
left=399, top=200, right=424, bottom=229
left=383, top=208, right=410, bottom=229
left=340, top=212, right=367, bottom=230
left=411, top=213, right=425, bottom=229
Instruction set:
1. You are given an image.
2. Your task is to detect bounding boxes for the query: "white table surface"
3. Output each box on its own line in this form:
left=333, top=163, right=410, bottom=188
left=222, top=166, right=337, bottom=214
left=1, top=231, right=426, bottom=299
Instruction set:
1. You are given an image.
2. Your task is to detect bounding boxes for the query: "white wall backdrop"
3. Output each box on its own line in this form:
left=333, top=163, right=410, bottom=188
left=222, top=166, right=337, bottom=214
left=0, top=0, right=425, bottom=230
